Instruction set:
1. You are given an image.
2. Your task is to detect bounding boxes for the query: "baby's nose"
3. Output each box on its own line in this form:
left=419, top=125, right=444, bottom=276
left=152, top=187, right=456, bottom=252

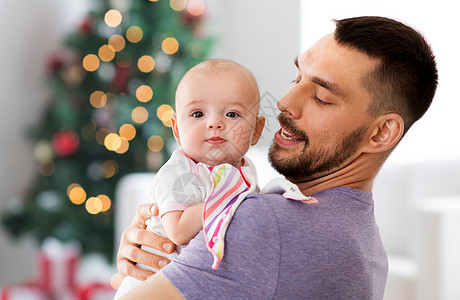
left=207, top=119, right=224, bottom=129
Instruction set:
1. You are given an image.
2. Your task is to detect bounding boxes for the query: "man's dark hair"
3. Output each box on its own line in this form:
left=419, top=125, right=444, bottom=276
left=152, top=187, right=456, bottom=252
left=334, top=16, right=438, bottom=134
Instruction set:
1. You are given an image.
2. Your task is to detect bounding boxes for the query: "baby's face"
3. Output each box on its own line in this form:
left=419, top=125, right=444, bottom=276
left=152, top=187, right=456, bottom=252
left=172, top=69, right=264, bottom=168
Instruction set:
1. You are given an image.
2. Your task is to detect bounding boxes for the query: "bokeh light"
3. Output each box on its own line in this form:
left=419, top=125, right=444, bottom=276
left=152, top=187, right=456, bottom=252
left=104, top=9, right=122, bottom=27
left=187, top=0, right=205, bottom=16
left=131, top=106, right=149, bottom=123
left=170, top=0, right=187, bottom=11
left=136, top=85, right=153, bottom=102
left=104, top=133, right=122, bottom=151
left=102, top=160, right=119, bottom=178
left=137, top=55, right=155, bottom=73
left=98, top=45, right=116, bottom=62
left=82, top=54, right=100, bottom=72
left=68, top=184, right=86, bottom=205
left=156, top=104, right=174, bottom=121
left=115, top=137, right=129, bottom=154
left=161, top=37, right=179, bottom=55
left=108, top=34, right=126, bottom=52
left=39, top=160, right=55, bottom=176
left=126, top=26, right=143, bottom=43
left=97, top=194, right=112, bottom=212
left=86, top=197, right=103, bottom=214
left=148, top=135, right=164, bottom=152
left=89, top=91, right=107, bottom=108
left=119, top=124, right=136, bottom=141
left=95, top=128, right=110, bottom=145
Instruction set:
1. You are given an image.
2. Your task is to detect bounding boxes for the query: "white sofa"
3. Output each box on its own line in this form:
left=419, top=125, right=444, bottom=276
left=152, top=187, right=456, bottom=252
left=115, top=147, right=460, bottom=299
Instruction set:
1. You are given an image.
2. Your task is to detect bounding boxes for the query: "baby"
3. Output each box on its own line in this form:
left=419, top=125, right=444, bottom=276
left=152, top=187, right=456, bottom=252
left=114, top=59, right=265, bottom=299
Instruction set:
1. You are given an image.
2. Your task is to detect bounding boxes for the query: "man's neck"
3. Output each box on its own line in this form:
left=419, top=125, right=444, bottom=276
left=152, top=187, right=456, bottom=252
left=290, top=153, right=381, bottom=196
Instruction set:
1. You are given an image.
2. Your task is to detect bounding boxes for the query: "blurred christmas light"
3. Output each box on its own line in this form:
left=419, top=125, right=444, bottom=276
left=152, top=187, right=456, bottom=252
left=102, top=160, right=118, bottom=178
left=90, top=91, right=107, bottom=108
left=170, top=0, right=187, bottom=11
left=63, top=64, right=85, bottom=85
left=98, top=44, right=116, bottom=62
left=156, top=104, right=174, bottom=121
left=115, top=137, right=129, bottom=154
left=136, top=85, right=153, bottom=102
left=82, top=54, right=100, bottom=72
left=86, top=197, right=103, bottom=214
left=108, top=34, right=126, bottom=52
left=104, top=133, right=122, bottom=151
left=162, top=118, right=172, bottom=127
left=34, top=141, right=53, bottom=161
left=104, top=9, right=122, bottom=27
left=39, top=159, right=55, bottom=176
left=161, top=37, right=179, bottom=55
left=148, top=135, right=164, bottom=152
left=67, top=183, right=81, bottom=196
left=149, top=0, right=159, bottom=2
left=131, top=106, right=149, bottom=124
left=97, top=194, right=112, bottom=212
left=119, top=124, right=136, bottom=141
left=137, top=55, right=155, bottom=73
left=95, top=128, right=110, bottom=145
left=68, top=185, right=87, bottom=205
left=126, top=26, right=143, bottom=43
left=187, top=0, right=205, bottom=16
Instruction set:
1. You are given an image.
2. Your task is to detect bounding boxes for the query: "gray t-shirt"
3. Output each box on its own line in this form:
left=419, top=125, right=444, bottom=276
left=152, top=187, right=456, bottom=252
left=162, top=186, right=388, bottom=299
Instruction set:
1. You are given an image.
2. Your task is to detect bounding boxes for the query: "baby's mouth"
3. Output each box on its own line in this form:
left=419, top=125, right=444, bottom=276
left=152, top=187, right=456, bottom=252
left=206, top=136, right=226, bottom=145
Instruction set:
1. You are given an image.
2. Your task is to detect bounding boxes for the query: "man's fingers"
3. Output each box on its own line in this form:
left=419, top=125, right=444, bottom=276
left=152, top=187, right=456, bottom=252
left=118, top=259, right=156, bottom=282
left=123, top=227, right=175, bottom=254
left=131, top=204, right=157, bottom=228
left=121, top=242, right=171, bottom=268
left=110, top=273, right=124, bottom=290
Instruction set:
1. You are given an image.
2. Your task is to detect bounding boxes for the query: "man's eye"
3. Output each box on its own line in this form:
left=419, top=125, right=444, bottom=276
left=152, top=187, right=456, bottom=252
left=314, top=95, right=330, bottom=106
left=191, top=111, right=204, bottom=118
left=291, top=79, right=300, bottom=84
left=226, top=112, right=239, bottom=118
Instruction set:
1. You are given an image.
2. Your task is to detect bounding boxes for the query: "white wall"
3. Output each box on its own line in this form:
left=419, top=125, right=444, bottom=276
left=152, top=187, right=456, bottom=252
left=0, top=0, right=90, bottom=284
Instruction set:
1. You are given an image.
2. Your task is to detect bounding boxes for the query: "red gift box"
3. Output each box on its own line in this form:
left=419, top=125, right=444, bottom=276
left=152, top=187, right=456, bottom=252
left=37, top=238, right=80, bottom=297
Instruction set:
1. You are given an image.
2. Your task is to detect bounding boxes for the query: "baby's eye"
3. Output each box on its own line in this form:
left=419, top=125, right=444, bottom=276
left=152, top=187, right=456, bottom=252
left=226, top=111, right=240, bottom=118
left=191, top=111, right=204, bottom=118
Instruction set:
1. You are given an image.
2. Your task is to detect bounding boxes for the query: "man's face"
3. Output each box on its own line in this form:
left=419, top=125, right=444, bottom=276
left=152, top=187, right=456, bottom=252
left=269, top=34, right=379, bottom=182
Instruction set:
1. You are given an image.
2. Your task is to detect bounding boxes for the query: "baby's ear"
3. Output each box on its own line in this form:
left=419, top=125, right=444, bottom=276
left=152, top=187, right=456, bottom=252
left=250, top=116, right=265, bottom=146
left=171, top=114, right=181, bottom=146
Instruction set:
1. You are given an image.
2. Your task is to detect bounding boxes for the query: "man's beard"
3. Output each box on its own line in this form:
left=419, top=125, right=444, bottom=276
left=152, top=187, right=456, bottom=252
left=268, top=114, right=368, bottom=181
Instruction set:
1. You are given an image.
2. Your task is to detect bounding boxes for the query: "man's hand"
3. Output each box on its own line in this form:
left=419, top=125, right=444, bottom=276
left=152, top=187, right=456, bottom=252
left=111, top=204, right=175, bottom=289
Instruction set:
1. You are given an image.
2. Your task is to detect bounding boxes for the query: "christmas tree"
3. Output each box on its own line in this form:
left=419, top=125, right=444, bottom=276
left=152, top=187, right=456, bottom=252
left=1, top=0, right=212, bottom=260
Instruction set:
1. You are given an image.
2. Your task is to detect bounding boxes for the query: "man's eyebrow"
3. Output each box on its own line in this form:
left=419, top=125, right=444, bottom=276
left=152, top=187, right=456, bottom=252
left=294, top=56, right=347, bottom=99
left=312, top=76, right=347, bottom=99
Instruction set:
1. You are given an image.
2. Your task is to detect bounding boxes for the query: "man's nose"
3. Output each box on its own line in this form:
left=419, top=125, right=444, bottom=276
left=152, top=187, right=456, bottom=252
left=277, top=87, right=302, bottom=119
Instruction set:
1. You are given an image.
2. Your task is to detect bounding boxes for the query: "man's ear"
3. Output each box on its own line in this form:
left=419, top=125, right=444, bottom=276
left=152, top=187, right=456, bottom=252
left=362, top=113, right=404, bottom=154
left=250, top=116, right=265, bottom=146
left=171, top=114, right=181, bottom=146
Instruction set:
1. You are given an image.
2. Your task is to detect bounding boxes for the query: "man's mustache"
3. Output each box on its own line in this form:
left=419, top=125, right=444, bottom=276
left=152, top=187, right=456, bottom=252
left=277, top=113, right=309, bottom=144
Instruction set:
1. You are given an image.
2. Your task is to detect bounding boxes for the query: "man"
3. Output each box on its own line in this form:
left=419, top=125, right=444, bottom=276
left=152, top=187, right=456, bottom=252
left=113, top=16, right=438, bottom=299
